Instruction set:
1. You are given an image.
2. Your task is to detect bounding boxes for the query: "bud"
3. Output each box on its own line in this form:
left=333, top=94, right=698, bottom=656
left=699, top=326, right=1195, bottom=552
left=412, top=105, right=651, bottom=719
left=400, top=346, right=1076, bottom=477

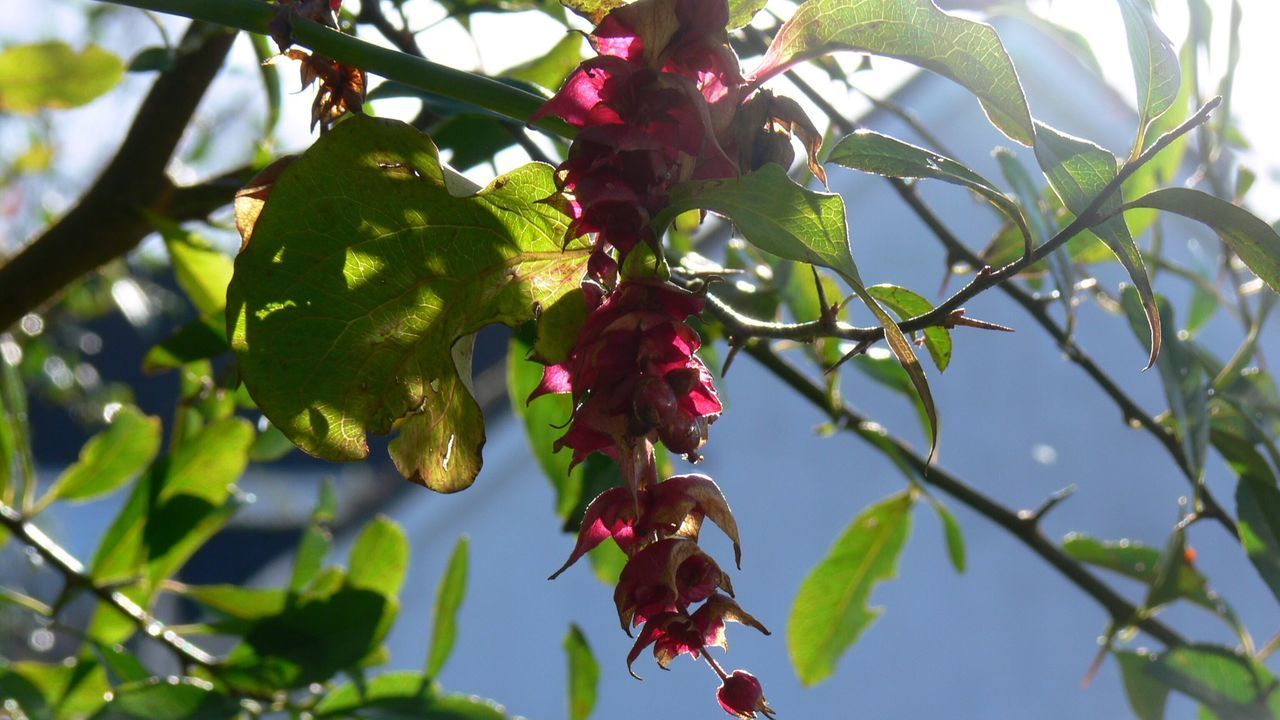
left=717, top=670, right=776, bottom=719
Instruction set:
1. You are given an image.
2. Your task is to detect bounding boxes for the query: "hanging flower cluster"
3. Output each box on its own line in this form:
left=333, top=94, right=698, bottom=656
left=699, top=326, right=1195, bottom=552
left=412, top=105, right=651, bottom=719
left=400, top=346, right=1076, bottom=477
left=529, top=0, right=823, bottom=715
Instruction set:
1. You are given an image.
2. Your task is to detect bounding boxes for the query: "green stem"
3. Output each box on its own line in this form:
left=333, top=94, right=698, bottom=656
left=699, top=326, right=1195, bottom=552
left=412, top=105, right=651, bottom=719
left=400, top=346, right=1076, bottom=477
left=93, top=0, right=576, bottom=138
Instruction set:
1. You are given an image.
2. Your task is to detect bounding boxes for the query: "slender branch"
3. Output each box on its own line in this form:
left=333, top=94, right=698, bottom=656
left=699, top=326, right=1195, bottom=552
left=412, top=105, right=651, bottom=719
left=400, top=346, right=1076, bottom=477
left=0, top=501, right=218, bottom=668
left=743, top=343, right=1188, bottom=648
left=0, top=23, right=237, bottom=330
left=93, top=0, right=574, bottom=139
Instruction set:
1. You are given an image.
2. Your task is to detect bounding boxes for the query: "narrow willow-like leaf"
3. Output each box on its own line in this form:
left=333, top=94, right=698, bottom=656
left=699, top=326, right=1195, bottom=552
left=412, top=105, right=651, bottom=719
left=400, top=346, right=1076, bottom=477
left=564, top=624, right=600, bottom=720
left=1116, top=0, right=1181, bottom=155
left=426, top=536, right=470, bottom=678
left=1035, top=122, right=1161, bottom=368
left=1123, top=40, right=1196, bottom=238
left=828, top=130, right=1030, bottom=258
left=658, top=165, right=938, bottom=454
left=0, top=42, right=124, bottom=113
left=994, top=150, right=1076, bottom=330
left=866, top=284, right=951, bottom=372
left=753, top=0, right=1034, bottom=146
left=227, top=116, right=590, bottom=493
left=347, top=515, right=410, bottom=600
left=788, top=492, right=914, bottom=685
left=1120, top=288, right=1209, bottom=481
left=39, top=407, right=160, bottom=506
left=1237, top=472, right=1280, bottom=605
left=1125, top=187, right=1280, bottom=295
left=1115, top=650, right=1170, bottom=720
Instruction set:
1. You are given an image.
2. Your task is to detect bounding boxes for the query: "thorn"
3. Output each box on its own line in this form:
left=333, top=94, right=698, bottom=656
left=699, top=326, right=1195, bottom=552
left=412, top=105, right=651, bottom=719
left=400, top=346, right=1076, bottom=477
left=824, top=338, right=874, bottom=375
left=722, top=337, right=746, bottom=376
left=810, top=266, right=835, bottom=325
left=946, top=309, right=1014, bottom=333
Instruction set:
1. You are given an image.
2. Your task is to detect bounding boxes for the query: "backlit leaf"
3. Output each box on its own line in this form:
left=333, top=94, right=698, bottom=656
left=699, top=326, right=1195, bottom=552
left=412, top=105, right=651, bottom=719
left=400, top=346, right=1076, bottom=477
left=827, top=130, right=1029, bottom=260
left=426, top=535, right=469, bottom=678
left=227, top=116, right=589, bottom=493
left=1236, top=471, right=1280, bottom=605
left=866, top=284, right=951, bottom=372
left=788, top=491, right=914, bottom=685
left=1115, top=0, right=1181, bottom=154
left=348, top=515, right=410, bottom=600
left=753, top=0, right=1034, bottom=146
left=0, top=42, right=124, bottom=113
left=1115, top=650, right=1169, bottom=720
left=564, top=624, right=600, bottom=720
left=1125, top=187, right=1280, bottom=295
left=657, top=164, right=937, bottom=454
left=39, top=406, right=160, bottom=505
left=314, top=671, right=507, bottom=718
left=1035, top=122, right=1161, bottom=368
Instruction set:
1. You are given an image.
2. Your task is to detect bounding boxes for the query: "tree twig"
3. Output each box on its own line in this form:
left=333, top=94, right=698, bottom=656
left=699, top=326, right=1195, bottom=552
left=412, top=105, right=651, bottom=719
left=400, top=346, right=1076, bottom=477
left=743, top=343, right=1188, bottom=648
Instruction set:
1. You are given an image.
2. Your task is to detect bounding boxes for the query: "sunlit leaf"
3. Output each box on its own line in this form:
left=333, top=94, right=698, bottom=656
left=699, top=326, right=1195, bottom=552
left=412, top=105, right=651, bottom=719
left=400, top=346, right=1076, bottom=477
left=564, top=624, right=600, bottom=720
left=160, top=224, right=235, bottom=318
left=1145, top=645, right=1279, bottom=719
left=657, top=164, right=937, bottom=454
left=866, top=284, right=951, bottom=372
left=1115, top=0, right=1181, bottom=155
left=728, top=0, right=769, bottom=29
left=178, top=584, right=288, bottom=621
left=426, top=535, right=469, bottom=678
left=995, top=149, right=1076, bottom=330
left=827, top=130, right=1029, bottom=259
left=1125, top=187, right=1280, bottom=295
left=0, top=41, right=124, bottom=113
left=39, top=406, right=160, bottom=506
left=142, top=317, right=229, bottom=373
left=227, top=116, right=589, bottom=493
left=753, top=0, right=1034, bottom=146
left=1035, top=122, right=1161, bottom=368
left=0, top=659, right=110, bottom=719
left=348, top=515, right=410, bottom=600
left=788, top=491, right=914, bottom=685
left=929, top=497, right=965, bottom=574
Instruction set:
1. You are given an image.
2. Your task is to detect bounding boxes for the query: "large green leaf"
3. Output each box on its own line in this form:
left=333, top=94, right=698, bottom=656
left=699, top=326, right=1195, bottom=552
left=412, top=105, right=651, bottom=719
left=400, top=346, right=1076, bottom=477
left=827, top=130, right=1029, bottom=258
left=753, top=0, right=1034, bottom=146
left=1115, top=0, right=1181, bottom=155
left=426, top=535, right=470, bottom=678
left=1120, top=288, right=1209, bottom=481
left=38, top=406, right=161, bottom=506
left=314, top=671, right=508, bottom=719
left=227, top=116, right=589, bottom=493
left=1237, top=471, right=1280, bottom=605
left=788, top=491, right=914, bottom=685
left=94, top=677, right=241, bottom=720
left=564, top=624, right=600, bottom=720
left=0, top=41, right=124, bottom=113
left=1126, top=187, right=1280, bottom=295
left=1035, top=122, right=1161, bottom=368
left=657, top=164, right=937, bottom=452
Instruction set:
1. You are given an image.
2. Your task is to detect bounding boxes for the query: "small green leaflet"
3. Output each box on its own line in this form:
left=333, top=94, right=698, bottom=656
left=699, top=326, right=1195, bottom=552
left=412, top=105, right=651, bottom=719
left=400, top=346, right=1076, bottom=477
left=1115, top=0, right=1181, bottom=156
left=657, top=164, right=938, bottom=455
left=1115, top=650, right=1170, bottom=720
left=95, top=677, right=241, bottom=720
left=426, top=535, right=470, bottom=678
left=290, top=478, right=338, bottom=592
left=0, top=42, right=124, bottom=113
left=347, top=515, right=410, bottom=600
left=1034, top=122, right=1161, bottom=369
left=227, top=116, right=590, bottom=493
left=827, top=130, right=1030, bottom=260
left=788, top=491, right=914, bottom=685
left=37, top=407, right=160, bottom=507
left=753, top=0, right=1035, bottom=146
left=866, top=284, right=951, bottom=372
left=564, top=624, right=600, bottom=720
left=929, top=497, right=965, bottom=574
left=1125, top=187, right=1280, bottom=295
